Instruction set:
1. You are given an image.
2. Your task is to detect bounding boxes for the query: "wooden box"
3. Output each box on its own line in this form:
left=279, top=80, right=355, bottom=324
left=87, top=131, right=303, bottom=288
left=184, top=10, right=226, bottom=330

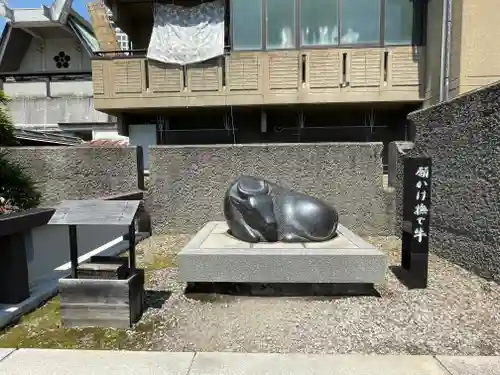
left=59, top=268, right=145, bottom=329
left=77, top=256, right=129, bottom=280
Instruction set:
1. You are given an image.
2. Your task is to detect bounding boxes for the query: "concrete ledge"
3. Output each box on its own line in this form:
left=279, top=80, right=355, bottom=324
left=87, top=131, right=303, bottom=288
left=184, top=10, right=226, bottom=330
left=0, top=208, right=55, bottom=237
left=178, top=222, right=387, bottom=284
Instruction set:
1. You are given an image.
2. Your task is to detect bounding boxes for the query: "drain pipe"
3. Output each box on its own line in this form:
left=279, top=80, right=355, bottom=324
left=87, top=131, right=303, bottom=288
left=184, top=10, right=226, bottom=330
left=439, top=0, right=453, bottom=102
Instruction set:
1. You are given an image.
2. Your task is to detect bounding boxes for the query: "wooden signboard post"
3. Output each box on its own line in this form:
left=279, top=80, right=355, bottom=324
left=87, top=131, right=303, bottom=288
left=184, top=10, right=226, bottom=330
left=48, top=200, right=144, bottom=328
left=401, top=157, right=432, bottom=289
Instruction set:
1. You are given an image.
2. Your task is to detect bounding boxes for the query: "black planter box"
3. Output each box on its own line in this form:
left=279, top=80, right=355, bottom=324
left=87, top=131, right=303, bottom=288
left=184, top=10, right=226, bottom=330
left=0, top=208, right=55, bottom=304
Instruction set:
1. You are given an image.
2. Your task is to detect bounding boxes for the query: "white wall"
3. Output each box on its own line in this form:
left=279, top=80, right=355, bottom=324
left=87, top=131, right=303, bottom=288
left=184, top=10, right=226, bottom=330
left=3, top=81, right=93, bottom=98
left=19, top=37, right=91, bottom=73
left=8, top=97, right=109, bottom=128
left=50, top=81, right=93, bottom=97
left=93, top=129, right=124, bottom=140
left=3, top=82, right=47, bottom=97
left=26, top=224, right=129, bottom=286
left=8, top=34, right=106, bottom=130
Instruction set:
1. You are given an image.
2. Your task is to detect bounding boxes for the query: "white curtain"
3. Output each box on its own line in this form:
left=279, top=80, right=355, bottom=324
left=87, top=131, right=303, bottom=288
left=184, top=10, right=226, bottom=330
left=147, top=1, right=225, bottom=66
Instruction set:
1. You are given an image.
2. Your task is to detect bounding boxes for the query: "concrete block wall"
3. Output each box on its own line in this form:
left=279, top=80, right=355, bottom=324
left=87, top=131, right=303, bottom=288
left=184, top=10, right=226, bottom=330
left=406, top=81, right=500, bottom=281
left=148, top=143, right=396, bottom=236
left=1, top=146, right=144, bottom=206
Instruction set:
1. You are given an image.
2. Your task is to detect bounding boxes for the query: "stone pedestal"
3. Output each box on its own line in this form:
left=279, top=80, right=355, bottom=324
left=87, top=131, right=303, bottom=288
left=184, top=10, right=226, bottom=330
left=178, top=221, right=387, bottom=285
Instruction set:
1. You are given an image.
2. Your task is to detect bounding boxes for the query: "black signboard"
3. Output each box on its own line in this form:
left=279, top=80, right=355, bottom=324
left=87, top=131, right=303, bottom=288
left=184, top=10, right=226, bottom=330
left=401, top=157, right=431, bottom=289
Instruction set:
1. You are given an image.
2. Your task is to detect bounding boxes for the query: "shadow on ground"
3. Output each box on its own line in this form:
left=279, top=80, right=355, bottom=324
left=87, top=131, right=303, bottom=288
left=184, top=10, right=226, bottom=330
left=390, top=266, right=426, bottom=290
left=143, top=290, right=171, bottom=311
left=184, top=282, right=381, bottom=300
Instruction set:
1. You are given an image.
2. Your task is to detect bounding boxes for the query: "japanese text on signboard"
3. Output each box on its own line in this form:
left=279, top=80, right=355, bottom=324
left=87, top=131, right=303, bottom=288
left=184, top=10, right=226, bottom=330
left=413, top=166, right=430, bottom=243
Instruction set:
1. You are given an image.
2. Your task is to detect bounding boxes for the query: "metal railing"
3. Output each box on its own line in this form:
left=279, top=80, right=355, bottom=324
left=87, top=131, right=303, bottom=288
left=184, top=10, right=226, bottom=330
left=92, top=46, right=232, bottom=58
left=0, top=71, right=92, bottom=83
left=93, top=49, right=147, bottom=58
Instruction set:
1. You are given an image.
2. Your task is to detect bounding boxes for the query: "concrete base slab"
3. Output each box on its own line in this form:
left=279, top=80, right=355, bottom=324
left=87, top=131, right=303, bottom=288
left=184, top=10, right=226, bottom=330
left=0, top=279, right=58, bottom=331
left=178, top=221, right=387, bottom=284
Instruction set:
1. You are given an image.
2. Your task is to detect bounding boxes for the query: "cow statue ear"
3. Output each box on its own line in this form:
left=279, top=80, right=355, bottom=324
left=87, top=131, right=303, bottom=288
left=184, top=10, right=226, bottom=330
left=230, top=194, right=250, bottom=211
left=260, top=181, right=270, bottom=195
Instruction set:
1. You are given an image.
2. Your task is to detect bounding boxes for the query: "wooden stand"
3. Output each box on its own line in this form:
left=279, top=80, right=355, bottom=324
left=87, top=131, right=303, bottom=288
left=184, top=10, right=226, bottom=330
left=50, top=200, right=145, bottom=329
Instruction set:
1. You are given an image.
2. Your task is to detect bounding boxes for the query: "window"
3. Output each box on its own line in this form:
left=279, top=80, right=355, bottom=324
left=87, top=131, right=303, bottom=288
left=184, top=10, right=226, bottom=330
left=300, top=0, right=339, bottom=46
left=229, top=0, right=421, bottom=51
left=266, top=0, right=296, bottom=49
left=232, top=0, right=263, bottom=50
left=340, top=0, right=381, bottom=45
left=384, top=0, right=422, bottom=45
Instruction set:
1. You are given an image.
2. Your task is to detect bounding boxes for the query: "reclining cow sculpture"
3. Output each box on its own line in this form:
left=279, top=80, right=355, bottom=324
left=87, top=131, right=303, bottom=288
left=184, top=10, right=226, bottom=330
left=223, top=176, right=339, bottom=243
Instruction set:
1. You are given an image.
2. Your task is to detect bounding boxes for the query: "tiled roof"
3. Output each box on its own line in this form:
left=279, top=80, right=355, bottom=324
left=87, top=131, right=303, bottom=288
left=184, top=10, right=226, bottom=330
left=85, top=139, right=129, bottom=146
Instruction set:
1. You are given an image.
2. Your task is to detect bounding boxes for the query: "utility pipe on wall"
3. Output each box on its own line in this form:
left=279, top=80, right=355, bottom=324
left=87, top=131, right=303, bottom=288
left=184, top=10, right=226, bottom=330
left=439, top=0, right=453, bottom=102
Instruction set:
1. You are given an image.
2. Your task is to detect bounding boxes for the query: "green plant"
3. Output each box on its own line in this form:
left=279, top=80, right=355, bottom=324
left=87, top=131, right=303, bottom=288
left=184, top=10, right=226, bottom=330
left=0, top=153, right=41, bottom=211
left=0, top=91, right=41, bottom=212
left=0, top=91, right=16, bottom=146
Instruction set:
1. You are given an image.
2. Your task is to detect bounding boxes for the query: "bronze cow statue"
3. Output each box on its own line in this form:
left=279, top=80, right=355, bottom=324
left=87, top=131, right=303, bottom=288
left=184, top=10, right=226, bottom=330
left=223, top=176, right=338, bottom=243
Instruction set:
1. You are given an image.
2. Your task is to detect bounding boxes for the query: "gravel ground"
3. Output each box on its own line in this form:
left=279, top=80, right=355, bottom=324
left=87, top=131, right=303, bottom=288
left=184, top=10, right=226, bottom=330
left=132, top=234, right=500, bottom=355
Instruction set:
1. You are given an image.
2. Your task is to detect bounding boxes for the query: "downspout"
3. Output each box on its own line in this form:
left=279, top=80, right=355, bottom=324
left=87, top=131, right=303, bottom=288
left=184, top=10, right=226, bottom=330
left=439, top=0, right=452, bottom=102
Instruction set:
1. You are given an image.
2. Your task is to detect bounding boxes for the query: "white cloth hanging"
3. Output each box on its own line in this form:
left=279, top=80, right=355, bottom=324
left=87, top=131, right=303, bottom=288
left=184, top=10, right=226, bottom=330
left=147, top=0, right=225, bottom=65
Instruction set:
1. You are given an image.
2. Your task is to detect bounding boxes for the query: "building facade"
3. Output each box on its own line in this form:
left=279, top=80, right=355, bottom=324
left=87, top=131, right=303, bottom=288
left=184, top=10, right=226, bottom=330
left=92, top=0, right=499, bottom=168
left=105, top=6, right=130, bottom=51
left=0, top=0, right=118, bottom=140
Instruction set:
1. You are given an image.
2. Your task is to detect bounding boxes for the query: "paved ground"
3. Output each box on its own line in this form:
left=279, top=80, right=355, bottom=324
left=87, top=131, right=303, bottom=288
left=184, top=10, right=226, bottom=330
left=0, top=349, right=499, bottom=375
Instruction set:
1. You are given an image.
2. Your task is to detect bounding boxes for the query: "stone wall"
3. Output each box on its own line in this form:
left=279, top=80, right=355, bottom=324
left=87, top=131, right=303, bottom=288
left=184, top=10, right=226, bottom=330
left=148, top=143, right=395, bottom=236
left=406, top=81, right=500, bottom=281
left=1, top=146, right=143, bottom=206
